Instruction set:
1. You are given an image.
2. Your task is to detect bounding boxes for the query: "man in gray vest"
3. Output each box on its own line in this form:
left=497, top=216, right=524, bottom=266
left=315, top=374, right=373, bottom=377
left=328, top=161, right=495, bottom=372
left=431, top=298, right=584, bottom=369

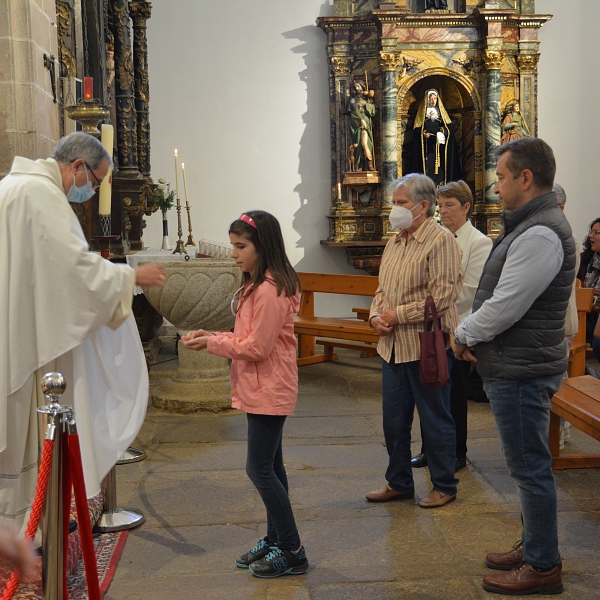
left=452, top=137, right=575, bottom=595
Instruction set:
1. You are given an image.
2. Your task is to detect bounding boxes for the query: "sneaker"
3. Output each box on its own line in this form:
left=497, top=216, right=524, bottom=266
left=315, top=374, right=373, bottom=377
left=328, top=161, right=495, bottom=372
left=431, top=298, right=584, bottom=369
left=235, top=538, right=275, bottom=569
left=249, top=546, right=309, bottom=578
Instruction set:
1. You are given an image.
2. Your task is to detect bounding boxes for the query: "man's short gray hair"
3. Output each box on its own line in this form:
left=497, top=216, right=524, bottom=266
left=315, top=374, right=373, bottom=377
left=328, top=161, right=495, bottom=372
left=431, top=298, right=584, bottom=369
left=388, top=173, right=436, bottom=217
left=553, top=183, right=566, bottom=207
left=51, top=132, right=113, bottom=170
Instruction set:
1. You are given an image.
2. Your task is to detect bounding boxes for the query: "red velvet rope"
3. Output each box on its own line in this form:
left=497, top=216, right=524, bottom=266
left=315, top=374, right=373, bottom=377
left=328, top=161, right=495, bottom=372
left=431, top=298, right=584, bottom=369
left=67, top=433, right=100, bottom=600
left=0, top=438, right=54, bottom=600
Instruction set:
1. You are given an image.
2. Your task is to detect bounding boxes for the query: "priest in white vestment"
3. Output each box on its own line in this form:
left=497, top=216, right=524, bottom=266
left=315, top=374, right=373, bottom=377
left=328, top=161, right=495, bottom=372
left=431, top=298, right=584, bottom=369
left=0, top=132, right=166, bottom=539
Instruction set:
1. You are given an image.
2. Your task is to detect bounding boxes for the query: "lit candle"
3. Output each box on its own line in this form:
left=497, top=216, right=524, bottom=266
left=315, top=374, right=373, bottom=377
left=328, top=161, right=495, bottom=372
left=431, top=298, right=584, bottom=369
left=98, top=124, right=114, bottom=215
left=337, top=182, right=342, bottom=200
left=182, top=163, right=190, bottom=207
left=84, top=76, right=93, bottom=99
left=174, top=149, right=180, bottom=201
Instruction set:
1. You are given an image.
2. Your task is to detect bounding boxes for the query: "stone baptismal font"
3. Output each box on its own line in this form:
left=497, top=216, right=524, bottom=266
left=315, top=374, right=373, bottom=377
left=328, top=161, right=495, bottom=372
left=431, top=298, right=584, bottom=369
left=143, top=259, right=241, bottom=412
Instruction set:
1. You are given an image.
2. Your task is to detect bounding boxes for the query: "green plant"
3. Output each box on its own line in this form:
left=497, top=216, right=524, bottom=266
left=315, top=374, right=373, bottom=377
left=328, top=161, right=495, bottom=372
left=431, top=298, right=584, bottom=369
left=153, top=178, right=175, bottom=213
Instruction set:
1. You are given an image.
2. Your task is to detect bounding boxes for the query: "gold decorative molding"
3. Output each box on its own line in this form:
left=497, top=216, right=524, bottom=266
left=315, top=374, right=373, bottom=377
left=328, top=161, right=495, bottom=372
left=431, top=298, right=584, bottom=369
left=379, top=51, right=402, bottom=72
left=516, top=54, right=540, bottom=75
left=484, top=50, right=503, bottom=71
left=56, top=2, right=76, bottom=78
left=330, top=56, right=352, bottom=77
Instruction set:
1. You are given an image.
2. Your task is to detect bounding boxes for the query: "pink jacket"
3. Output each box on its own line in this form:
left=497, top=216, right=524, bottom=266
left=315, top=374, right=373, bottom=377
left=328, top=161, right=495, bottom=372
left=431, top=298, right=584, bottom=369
left=207, top=278, right=300, bottom=415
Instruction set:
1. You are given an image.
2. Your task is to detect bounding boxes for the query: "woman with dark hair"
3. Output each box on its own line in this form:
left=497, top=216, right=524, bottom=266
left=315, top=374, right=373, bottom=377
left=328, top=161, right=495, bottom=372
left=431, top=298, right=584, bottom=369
left=578, top=217, right=600, bottom=362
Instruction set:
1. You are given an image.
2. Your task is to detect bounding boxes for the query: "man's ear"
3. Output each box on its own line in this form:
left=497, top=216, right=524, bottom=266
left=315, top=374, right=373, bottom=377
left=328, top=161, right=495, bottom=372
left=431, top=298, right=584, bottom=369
left=521, top=169, right=535, bottom=191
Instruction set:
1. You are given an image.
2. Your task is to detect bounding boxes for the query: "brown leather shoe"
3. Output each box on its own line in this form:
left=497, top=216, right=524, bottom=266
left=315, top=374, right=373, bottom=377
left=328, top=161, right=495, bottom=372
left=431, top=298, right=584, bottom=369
left=365, top=485, right=414, bottom=502
left=485, top=540, right=524, bottom=571
left=482, top=562, right=563, bottom=595
left=418, top=489, right=456, bottom=508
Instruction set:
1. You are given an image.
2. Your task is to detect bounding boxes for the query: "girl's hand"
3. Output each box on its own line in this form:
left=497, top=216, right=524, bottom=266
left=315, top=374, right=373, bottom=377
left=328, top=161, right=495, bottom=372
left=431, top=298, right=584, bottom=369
left=181, top=334, right=209, bottom=351
left=184, top=329, right=210, bottom=340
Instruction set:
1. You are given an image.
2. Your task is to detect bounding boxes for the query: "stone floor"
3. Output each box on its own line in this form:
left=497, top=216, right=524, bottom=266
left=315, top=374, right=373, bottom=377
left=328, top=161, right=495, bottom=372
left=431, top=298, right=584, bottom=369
left=106, top=341, right=600, bottom=599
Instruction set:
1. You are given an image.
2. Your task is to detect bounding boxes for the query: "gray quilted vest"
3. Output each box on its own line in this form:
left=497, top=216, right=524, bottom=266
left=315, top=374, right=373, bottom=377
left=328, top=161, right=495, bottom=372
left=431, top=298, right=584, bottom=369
left=472, top=192, right=576, bottom=380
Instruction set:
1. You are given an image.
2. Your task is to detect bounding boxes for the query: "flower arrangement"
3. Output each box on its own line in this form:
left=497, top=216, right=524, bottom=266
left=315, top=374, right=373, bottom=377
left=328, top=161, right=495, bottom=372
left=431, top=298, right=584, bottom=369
left=152, top=178, right=175, bottom=214
left=433, top=203, right=442, bottom=225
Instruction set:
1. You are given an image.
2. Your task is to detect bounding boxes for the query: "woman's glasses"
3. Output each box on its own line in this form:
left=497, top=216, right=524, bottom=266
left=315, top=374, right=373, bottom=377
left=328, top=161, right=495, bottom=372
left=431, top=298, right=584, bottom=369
left=231, top=286, right=245, bottom=317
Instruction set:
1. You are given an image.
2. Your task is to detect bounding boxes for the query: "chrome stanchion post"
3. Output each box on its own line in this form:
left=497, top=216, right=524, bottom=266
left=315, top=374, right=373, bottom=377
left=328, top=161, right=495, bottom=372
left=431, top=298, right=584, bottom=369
left=38, top=372, right=70, bottom=600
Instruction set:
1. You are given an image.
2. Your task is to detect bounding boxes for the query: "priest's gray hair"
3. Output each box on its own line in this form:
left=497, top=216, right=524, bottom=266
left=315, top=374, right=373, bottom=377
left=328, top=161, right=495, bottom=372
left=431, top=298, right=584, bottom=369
left=553, top=183, right=566, bottom=207
left=52, top=132, right=113, bottom=170
left=388, top=173, right=436, bottom=217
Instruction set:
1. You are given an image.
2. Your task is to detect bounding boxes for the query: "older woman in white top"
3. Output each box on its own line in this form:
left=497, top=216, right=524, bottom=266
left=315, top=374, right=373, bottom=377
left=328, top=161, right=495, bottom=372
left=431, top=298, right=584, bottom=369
left=412, top=181, right=492, bottom=471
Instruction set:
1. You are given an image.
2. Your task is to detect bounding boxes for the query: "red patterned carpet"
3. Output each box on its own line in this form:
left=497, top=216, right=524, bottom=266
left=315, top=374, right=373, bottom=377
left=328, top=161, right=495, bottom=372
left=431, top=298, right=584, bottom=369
left=0, top=531, right=128, bottom=599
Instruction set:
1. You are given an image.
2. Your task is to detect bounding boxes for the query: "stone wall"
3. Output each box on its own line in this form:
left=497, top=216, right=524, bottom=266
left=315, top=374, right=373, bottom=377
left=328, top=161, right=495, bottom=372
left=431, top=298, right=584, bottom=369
left=0, top=0, right=60, bottom=177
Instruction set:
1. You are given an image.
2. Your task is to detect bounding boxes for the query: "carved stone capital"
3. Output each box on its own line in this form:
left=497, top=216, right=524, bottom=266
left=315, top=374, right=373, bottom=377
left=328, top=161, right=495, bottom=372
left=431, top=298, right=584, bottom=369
left=379, top=51, right=402, bottom=72
left=129, top=1, right=152, bottom=26
left=484, top=50, right=503, bottom=71
left=330, top=56, right=352, bottom=77
left=516, top=54, right=540, bottom=75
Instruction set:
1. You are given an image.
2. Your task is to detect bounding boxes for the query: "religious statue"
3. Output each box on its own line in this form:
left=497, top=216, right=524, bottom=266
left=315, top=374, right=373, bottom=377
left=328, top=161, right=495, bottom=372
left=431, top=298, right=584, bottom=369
left=411, top=89, right=459, bottom=186
left=500, top=100, right=529, bottom=145
left=345, top=80, right=376, bottom=172
left=426, top=0, right=448, bottom=9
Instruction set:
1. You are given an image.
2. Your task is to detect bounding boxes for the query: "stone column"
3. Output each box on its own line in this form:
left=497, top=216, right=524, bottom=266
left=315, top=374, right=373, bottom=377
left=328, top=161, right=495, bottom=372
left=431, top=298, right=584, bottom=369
left=129, top=2, right=152, bottom=179
left=111, top=0, right=139, bottom=176
left=330, top=56, right=352, bottom=203
left=379, top=51, right=402, bottom=207
left=483, top=49, right=503, bottom=205
left=517, top=53, right=540, bottom=137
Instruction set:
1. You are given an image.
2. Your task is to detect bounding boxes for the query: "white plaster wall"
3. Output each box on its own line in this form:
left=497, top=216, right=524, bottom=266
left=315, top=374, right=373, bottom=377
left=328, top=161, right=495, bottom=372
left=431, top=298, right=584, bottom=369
left=146, top=1, right=598, bottom=315
left=538, top=0, right=600, bottom=246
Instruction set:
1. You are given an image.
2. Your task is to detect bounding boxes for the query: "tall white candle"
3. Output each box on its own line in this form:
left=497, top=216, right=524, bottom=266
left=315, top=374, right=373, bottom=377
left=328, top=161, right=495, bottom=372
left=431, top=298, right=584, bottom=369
left=182, top=163, right=190, bottom=208
left=174, top=149, right=180, bottom=201
left=98, top=124, right=114, bottom=215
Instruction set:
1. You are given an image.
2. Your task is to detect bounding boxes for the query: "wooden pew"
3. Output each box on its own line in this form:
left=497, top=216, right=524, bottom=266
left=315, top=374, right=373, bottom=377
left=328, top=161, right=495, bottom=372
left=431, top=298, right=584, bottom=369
left=550, top=376, right=600, bottom=469
left=568, top=287, right=594, bottom=378
left=295, top=272, right=379, bottom=367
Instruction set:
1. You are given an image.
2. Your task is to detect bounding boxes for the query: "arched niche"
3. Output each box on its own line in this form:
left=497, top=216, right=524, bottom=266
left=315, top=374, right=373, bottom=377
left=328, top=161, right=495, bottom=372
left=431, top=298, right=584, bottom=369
left=397, top=68, right=483, bottom=205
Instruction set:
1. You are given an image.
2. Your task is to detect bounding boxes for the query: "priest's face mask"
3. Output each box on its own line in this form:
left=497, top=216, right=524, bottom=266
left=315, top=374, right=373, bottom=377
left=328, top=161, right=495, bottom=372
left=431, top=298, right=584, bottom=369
left=66, top=159, right=103, bottom=204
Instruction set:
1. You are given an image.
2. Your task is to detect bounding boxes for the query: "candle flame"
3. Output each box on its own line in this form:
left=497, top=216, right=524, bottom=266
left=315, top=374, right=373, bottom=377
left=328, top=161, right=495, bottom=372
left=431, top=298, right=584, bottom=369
left=182, top=163, right=185, bottom=168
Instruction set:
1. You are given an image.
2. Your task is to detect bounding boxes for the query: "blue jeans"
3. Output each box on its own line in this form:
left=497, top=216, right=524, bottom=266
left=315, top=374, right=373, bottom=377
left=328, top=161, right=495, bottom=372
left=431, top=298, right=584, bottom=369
left=381, top=351, right=458, bottom=496
left=246, top=413, right=300, bottom=551
left=483, top=375, right=564, bottom=570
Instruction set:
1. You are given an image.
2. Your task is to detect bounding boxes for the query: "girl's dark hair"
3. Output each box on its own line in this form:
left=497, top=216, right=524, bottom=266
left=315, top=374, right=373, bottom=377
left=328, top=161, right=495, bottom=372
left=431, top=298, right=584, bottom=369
left=229, top=210, right=300, bottom=298
left=581, top=217, right=600, bottom=265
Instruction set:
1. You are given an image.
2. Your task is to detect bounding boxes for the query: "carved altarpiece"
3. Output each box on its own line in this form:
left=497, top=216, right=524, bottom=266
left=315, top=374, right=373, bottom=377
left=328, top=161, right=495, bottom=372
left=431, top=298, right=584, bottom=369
left=55, top=0, right=161, bottom=358
left=318, top=0, right=549, bottom=273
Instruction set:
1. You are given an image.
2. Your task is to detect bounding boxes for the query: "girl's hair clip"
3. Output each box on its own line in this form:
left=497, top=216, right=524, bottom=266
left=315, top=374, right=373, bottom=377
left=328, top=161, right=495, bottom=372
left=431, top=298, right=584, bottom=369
left=239, top=214, right=257, bottom=229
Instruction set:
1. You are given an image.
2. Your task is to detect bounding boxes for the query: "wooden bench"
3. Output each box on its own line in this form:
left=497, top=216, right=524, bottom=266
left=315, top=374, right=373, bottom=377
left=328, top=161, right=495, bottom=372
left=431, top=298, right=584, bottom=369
left=550, top=375, right=600, bottom=469
left=568, top=287, right=594, bottom=378
left=295, top=272, right=379, bottom=367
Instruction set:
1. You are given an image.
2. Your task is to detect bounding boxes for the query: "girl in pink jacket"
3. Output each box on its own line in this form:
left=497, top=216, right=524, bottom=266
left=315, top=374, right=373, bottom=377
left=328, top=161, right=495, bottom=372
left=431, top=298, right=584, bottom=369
left=182, top=211, right=307, bottom=578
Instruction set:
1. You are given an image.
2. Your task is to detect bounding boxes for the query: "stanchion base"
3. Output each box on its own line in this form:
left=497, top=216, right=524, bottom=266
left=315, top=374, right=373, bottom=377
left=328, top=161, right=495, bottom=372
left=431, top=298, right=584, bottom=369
left=117, top=446, right=147, bottom=464
left=93, top=507, right=145, bottom=533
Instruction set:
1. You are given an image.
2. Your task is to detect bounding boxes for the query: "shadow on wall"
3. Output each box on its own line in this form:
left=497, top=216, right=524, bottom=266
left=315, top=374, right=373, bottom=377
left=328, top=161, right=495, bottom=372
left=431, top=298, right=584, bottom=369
left=282, top=3, right=366, bottom=282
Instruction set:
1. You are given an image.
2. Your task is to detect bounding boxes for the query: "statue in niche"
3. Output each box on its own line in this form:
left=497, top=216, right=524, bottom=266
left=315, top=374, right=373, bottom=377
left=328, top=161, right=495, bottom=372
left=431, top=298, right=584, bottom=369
left=411, top=89, right=460, bottom=186
left=426, top=0, right=448, bottom=8
left=500, top=100, right=529, bottom=145
left=345, top=80, right=376, bottom=171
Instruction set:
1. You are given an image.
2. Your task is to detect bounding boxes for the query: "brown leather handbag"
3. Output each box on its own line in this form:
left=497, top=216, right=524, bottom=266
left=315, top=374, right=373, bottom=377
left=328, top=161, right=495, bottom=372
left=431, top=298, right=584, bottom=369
left=419, top=295, right=449, bottom=388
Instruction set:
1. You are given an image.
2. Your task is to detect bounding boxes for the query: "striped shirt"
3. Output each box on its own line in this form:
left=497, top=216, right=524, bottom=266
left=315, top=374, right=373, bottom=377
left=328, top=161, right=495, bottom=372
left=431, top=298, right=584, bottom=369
left=369, top=217, right=463, bottom=364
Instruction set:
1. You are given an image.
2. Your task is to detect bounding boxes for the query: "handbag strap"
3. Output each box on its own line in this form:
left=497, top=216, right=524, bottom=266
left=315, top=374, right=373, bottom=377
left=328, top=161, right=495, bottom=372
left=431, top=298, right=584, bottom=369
left=423, top=295, right=441, bottom=332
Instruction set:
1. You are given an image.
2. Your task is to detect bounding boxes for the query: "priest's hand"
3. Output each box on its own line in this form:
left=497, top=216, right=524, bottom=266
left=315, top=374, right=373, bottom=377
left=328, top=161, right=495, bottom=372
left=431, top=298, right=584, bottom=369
left=135, top=263, right=167, bottom=287
left=181, top=333, right=209, bottom=351
left=0, top=525, right=36, bottom=581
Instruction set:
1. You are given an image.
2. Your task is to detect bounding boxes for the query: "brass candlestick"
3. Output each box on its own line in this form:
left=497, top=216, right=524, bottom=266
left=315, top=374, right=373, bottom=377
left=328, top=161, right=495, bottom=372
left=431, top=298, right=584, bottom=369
left=65, top=98, right=110, bottom=138
left=333, top=193, right=346, bottom=243
left=185, top=202, right=195, bottom=247
left=173, top=198, right=187, bottom=254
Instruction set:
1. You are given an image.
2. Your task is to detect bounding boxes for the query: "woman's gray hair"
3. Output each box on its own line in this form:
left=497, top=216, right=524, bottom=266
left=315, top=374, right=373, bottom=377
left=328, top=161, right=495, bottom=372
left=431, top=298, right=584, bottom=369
left=51, top=132, right=113, bottom=170
left=388, top=173, right=436, bottom=217
left=553, top=183, right=566, bottom=207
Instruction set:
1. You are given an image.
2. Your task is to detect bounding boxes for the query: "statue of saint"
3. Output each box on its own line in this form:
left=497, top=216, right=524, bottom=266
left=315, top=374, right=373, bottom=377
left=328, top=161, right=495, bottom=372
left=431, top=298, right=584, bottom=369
left=411, top=89, right=459, bottom=186
left=345, top=81, right=376, bottom=172
left=500, top=100, right=529, bottom=145
left=426, top=0, right=448, bottom=9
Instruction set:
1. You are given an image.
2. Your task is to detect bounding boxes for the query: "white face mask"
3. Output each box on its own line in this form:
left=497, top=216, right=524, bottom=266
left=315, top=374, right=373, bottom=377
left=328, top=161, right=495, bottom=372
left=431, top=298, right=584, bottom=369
left=389, top=201, right=423, bottom=231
